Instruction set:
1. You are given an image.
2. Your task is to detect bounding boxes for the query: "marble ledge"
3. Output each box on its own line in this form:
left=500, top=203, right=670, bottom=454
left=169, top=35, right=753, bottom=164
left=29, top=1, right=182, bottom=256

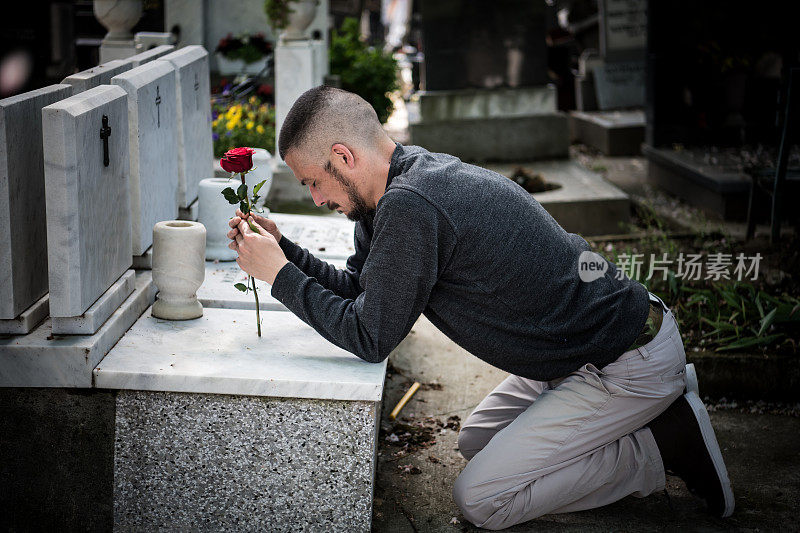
left=0, top=272, right=156, bottom=388
left=0, top=294, right=49, bottom=335
left=51, top=270, right=136, bottom=335
left=95, top=307, right=386, bottom=402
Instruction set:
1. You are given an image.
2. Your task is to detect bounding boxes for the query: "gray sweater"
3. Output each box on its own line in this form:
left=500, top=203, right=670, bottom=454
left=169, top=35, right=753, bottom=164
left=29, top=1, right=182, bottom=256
left=272, top=144, right=650, bottom=381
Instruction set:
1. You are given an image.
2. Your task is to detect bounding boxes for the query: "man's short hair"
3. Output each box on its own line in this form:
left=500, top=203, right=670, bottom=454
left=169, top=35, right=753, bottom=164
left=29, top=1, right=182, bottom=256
left=278, top=85, right=384, bottom=162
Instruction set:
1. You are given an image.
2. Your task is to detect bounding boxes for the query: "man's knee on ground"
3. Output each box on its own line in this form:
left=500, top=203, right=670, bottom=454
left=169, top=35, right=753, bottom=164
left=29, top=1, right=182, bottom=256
left=453, top=470, right=526, bottom=531
left=456, top=425, right=488, bottom=461
left=453, top=469, right=485, bottom=527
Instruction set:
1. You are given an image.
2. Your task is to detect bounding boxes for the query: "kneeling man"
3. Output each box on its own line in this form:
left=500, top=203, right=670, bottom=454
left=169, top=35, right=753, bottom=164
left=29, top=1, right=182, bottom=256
left=227, top=86, right=734, bottom=529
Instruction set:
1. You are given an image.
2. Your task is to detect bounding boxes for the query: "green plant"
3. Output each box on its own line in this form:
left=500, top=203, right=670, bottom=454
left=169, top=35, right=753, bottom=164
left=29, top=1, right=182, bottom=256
left=212, top=97, right=276, bottom=158
left=216, top=33, right=273, bottom=64
left=682, top=283, right=799, bottom=352
left=330, top=17, right=398, bottom=124
left=264, top=0, right=296, bottom=31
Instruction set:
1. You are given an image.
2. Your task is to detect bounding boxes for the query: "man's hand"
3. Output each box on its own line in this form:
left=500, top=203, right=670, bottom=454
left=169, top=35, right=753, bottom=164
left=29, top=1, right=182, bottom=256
left=227, top=209, right=282, bottom=243
left=229, top=216, right=288, bottom=285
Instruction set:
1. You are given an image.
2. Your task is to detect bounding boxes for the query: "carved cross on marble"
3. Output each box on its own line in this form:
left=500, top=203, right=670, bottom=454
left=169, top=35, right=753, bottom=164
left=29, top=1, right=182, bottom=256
left=100, top=114, right=111, bottom=167
left=155, top=86, right=162, bottom=128
left=193, top=73, right=200, bottom=111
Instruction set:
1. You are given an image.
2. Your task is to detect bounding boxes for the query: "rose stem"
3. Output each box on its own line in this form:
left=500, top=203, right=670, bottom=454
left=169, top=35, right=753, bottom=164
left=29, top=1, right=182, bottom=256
left=251, top=275, right=262, bottom=337
left=241, top=171, right=262, bottom=337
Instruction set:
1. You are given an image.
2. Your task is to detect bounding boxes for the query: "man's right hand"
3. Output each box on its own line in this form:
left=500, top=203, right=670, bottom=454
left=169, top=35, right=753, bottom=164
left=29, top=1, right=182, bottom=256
left=228, top=209, right=282, bottom=250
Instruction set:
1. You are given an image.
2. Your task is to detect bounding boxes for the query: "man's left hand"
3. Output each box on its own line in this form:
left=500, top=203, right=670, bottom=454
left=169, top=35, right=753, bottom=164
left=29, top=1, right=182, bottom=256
left=230, top=216, right=288, bottom=285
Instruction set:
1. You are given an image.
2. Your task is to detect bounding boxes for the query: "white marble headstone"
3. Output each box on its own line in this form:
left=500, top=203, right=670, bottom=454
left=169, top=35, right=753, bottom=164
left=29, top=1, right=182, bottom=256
left=127, top=44, right=175, bottom=68
left=42, top=85, right=133, bottom=318
left=155, top=46, right=213, bottom=209
left=112, top=62, right=179, bottom=256
left=61, top=59, right=133, bottom=93
left=0, top=84, right=72, bottom=321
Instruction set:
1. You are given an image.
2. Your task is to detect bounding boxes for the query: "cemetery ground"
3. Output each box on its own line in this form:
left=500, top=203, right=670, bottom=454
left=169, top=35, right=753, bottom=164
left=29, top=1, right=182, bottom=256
left=369, top=147, right=799, bottom=532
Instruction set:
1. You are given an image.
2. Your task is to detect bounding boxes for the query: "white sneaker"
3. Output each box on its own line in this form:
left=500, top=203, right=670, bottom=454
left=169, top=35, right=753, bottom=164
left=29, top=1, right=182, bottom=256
left=685, top=363, right=699, bottom=396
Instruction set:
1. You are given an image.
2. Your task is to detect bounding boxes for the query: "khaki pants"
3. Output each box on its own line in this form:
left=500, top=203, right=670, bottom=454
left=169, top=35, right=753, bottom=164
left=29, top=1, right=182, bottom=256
left=454, top=294, right=687, bottom=530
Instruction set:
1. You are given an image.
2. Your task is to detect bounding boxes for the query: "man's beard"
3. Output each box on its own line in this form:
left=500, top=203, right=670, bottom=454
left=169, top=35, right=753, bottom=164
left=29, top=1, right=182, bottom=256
left=324, top=161, right=374, bottom=222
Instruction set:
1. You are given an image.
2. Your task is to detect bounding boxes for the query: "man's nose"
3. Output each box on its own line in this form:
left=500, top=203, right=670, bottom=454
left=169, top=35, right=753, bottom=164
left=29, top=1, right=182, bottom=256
left=309, top=185, right=325, bottom=207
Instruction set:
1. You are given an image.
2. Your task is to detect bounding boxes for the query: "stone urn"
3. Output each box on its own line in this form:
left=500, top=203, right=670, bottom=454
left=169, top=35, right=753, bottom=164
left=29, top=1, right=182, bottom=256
left=282, top=0, right=319, bottom=41
left=151, top=221, right=206, bottom=320
left=93, top=0, right=143, bottom=41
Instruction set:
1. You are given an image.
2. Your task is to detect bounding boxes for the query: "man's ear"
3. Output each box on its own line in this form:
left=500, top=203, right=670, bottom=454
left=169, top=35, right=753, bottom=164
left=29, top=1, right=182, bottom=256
left=331, top=143, right=356, bottom=169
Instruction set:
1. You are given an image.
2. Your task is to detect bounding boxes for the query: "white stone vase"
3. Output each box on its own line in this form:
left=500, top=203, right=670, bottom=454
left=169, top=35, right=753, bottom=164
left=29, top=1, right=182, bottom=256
left=152, top=221, right=206, bottom=320
left=249, top=148, right=274, bottom=207
left=93, top=0, right=143, bottom=41
left=282, top=0, right=319, bottom=41
left=199, top=178, right=240, bottom=261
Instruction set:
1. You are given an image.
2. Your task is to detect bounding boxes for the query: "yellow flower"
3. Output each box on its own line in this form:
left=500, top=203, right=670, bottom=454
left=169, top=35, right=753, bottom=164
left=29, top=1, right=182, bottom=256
left=256, top=125, right=265, bottom=134
left=212, top=118, right=219, bottom=127
left=247, top=112, right=255, bottom=120
left=246, top=121, right=254, bottom=130
left=249, top=96, right=258, bottom=105
left=226, top=117, right=240, bottom=130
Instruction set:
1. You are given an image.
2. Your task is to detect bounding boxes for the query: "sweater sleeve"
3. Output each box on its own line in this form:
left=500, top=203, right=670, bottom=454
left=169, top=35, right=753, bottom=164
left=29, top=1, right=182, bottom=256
left=270, top=190, right=453, bottom=363
left=277, top=220, right=370, bottom=301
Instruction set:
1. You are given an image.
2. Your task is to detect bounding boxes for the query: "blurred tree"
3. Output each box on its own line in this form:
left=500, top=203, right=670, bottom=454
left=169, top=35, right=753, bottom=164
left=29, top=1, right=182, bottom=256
left=330, top=17, right=398, bottom=123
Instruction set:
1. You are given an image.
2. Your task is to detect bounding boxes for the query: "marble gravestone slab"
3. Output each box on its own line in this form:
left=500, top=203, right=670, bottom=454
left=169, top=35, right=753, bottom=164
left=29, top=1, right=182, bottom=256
left=96, top=306, right=386, bottom=400
left=199, top=257, right=348, bottom=311
left=112, top=62, right=179, bottom=256
left=61, top=59, right=133, bottom=93
left=0, top=84, right=72, bottom=329
left=155, top=46, right=213, bottom=209
left=485, top=160, right=630, bottom=236
left=270, top=213, right=356, bottom=259
left=0, top=272, right=155, bottom=388
left=42, top=85, right=133, bottom=325
left=126, top=44, right=175, bottom=68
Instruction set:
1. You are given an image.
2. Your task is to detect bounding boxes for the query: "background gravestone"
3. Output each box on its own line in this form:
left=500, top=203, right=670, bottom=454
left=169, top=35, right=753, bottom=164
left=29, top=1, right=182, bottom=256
left=112, top=61, right=179, bottom=257
left=126, top=44, right=175, bottom=68
left=594, top=0, right=647, bottom=109
left=42, top=85, right=133, bottom=328
left=411, top=0, right=567, bottom=161
left=155, top=46, right=213, bottom=210
left=419, top=0, right=548, bottom=90
left=0, top=84, right=73, bottom=333
left=61, top=59, right=133, bottom=94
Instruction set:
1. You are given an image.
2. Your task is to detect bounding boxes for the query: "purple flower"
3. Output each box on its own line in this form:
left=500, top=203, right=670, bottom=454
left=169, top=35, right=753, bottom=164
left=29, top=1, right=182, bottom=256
left=213, top=132, right=219, bottom=140
left=225, top=131, right=232, bottom=137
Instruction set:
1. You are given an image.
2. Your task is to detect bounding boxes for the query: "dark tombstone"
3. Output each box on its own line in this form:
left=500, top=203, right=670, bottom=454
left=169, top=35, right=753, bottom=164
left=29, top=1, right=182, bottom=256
left=410, top=0, right=568, bottom=161
left=419, top=0, right=548, bottom=91
left=569, top=0, right=647, bottom=155
left=594, top=0, right=646, bottom=109
left=643, top=0, right=799, bottom=221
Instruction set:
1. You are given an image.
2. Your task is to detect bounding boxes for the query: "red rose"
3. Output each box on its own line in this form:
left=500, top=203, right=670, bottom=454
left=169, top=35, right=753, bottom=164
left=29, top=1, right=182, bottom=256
left=220, top=147, right=256, bottom=174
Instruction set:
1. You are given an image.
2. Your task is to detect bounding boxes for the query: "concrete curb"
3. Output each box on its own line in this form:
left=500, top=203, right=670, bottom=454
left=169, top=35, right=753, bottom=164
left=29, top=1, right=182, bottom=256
left=688, top=351, right=800, bottom=401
